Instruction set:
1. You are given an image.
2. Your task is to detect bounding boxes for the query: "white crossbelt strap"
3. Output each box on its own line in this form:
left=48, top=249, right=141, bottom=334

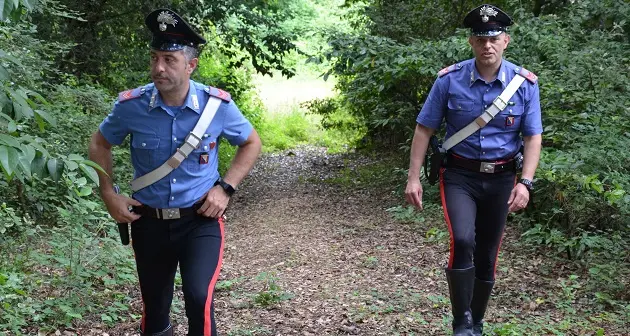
left=130, top=95, right=223, bottom=192
left=441, top=74, right=526, bottom=151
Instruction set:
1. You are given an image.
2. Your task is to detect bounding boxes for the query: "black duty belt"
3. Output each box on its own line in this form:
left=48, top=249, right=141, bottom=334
left=446, top=154, right=515, bottom=174
left=133, top=203, right=203, bottom=220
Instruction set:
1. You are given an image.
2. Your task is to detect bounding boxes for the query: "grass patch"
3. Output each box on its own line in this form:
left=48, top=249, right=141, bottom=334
left=318, top=154, right=406, bottom=189
left=256, top=105, right=363, bottom=153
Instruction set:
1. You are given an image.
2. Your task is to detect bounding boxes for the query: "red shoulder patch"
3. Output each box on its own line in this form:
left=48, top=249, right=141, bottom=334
left=205, top=86, right=232, bottom=102
left=118, top=87, right=144, bottom=102
left=518, top=67, right=538, bottom=84
left=437, top=63, right=463, bottom=78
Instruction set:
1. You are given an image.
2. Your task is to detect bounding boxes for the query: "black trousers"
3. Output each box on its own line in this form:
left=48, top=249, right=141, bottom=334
left=131, top=214, right=224, bottom=336
left=439, top=167, right=515, bottom=281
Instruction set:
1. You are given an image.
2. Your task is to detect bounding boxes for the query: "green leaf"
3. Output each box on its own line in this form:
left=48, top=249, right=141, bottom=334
left=21, top=0, right=37, bottom=10
left=0, top=51, right=22, bottom=66
left=79, top=159, right=108, bottom=175
left=46, top=158, right=63, bottom=181
left=68, top=154, right=83, bottom=161
left=12, top=100, right=34, bottom=120
left=7, top=88, right=34, bottom=120
left=78, top=186, right=92, bottom=197
left=17, top=145, right=35, bottom=178
left=7, top=120, right=16, bottom=133
left=0, top=65, right=10, bottom=81
left=79, top=162, right=100, bottom=186
left=33, top=109, right=55, bottom=128
left=0, top=145, right=19, bottom=178
left=64, top=159, right=78, bottom=171
left=31, top=154, right=47, bottom=178
left=28, top=91, right=49, bottom=106
left=0, top=134, right=20, bottom=148
left=0, top=0, right=15, bottom=21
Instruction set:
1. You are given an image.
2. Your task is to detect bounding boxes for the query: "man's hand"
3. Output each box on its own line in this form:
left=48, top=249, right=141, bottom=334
left=405, top=178, right=424, bottom=210
left=103, top=191, right=142, bottom=223
left=197, top=186, right=230, bottom=218
left=507, top=183, right=529, bottom=212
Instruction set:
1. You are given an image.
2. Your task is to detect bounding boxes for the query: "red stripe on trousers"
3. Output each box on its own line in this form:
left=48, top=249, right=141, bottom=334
left=439, top=168, right=455, bottom=269
left=204, top=217, right=225, bottom=336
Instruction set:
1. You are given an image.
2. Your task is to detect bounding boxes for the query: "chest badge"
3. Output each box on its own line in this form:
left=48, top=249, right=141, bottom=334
left=506, top=116, right=515, bottom=126
left=199, top=153, right=210, bottom=164
left=209, top=141, right=216, bottom=150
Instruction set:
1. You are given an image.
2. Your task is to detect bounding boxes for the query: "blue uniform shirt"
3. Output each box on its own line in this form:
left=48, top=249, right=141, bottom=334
left=99, top=80, right=253, bottom=208
left=417, top=58, right=542, bottom=161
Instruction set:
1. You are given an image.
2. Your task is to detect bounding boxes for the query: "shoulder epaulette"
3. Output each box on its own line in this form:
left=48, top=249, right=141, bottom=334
left=438, top=63, right=463, bottom=77
left=516, top=67, right=538, bottom=84
left=204, top=86, right=232, bottom=102
left=118, top=86, right=146, bottom=102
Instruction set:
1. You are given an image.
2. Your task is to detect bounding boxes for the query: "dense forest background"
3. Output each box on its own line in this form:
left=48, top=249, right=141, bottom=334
left=0, top=0, right=628, bottom=334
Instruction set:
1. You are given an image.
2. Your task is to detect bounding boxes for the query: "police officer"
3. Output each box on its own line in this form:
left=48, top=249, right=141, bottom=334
left=88, top=9, right=262, bottom=336
left=405, top=4, right=542, bottom=336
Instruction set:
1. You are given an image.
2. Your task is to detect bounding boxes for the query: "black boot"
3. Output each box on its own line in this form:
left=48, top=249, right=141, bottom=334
left=471, top=279, right=495, bottom=336
left=446, top=267, right=475, bottom=336
left=143, top=324, right=174, bottom=336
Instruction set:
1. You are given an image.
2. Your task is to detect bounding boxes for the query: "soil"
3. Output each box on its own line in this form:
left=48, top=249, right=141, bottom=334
left=74, top=147, right=626, bottom=336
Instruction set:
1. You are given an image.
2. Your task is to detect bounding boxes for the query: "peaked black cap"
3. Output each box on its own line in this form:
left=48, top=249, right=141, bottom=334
left=463, top=4, right=513, bottom=37
left=145, top=9, right=206, bottom=51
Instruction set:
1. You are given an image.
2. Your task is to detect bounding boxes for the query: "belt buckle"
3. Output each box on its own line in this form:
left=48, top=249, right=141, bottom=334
left=159, top=208, right=181, bottom=220
left=480, top=162, right=495, bottom=173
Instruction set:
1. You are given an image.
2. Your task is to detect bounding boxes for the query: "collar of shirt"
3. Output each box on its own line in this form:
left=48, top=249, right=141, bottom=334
left=148, top=79, right=201, bottom=115
left=469, top=59, right=508, bottom=88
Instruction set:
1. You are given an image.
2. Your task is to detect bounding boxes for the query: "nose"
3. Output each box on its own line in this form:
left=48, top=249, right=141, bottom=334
left=152, top=58, right=165, bottom=73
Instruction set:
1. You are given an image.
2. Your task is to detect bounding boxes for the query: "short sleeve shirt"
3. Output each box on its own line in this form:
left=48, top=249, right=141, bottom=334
left=99, top=80, right=253, bottom=208
left=416, top=58, right=542, bottom=161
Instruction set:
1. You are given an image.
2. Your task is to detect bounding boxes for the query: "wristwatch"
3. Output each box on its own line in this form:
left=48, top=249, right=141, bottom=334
left=518, top=178, right=534, bottom=191
left=214, top=178, right=236, bottom=197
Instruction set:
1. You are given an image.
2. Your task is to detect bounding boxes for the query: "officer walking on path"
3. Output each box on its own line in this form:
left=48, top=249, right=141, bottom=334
left=405, top=4, right=542, bottom=336
left=89, top=8, right=261, bottom=336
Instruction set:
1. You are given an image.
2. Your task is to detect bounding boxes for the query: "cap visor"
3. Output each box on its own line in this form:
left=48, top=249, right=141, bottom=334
left=472, top=30, right=505, bottom=37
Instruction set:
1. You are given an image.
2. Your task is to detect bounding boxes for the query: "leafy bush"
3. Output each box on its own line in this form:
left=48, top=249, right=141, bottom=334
left=321, top=0, right=630, bottom=231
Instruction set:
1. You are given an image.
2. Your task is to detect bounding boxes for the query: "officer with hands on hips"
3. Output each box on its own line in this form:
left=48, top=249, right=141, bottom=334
left=405, top=4, right=542, bottom=336
left=88, top=8, right=261, bottom=336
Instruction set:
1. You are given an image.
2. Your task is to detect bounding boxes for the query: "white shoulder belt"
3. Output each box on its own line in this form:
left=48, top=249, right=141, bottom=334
left=130, top=91, right=222, bottom=192
left=441, top=74, right=526, bottom=151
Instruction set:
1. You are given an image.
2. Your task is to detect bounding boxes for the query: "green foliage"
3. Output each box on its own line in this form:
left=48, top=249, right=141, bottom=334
left=253, top=272, right=293, bottom=307
left=322, top=0, right=630, bottom=232
left=32, top=0, right=298, bottom=92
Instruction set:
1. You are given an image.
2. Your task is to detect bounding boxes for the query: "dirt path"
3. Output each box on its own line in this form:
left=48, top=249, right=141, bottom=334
left=106, top=147, right=625, bottom=336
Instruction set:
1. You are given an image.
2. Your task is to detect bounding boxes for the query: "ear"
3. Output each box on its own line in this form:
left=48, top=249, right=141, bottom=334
left=187, top=58, right=198, bottom=74
left=504, top=33, right=511, bottom=48
left=468, top=35, right=474, bottom=47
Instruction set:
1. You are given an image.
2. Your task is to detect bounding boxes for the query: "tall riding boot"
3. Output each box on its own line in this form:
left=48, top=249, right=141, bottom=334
left=470, top=279, right=495, bottom=336
left=143, top=324, right=174, bottom=336
left=445, top=267, right=475, bottom=336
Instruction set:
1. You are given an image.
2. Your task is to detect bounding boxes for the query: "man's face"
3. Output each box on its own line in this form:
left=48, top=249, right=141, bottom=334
left=468, top=33, right=510, bottom=67
left=150, top=50, right=197, bottom=93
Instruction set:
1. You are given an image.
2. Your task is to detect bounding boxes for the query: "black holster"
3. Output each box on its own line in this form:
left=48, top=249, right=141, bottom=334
left=113, top=185, right=130, bottom=245
left=424, top=135, right=446, bottom=185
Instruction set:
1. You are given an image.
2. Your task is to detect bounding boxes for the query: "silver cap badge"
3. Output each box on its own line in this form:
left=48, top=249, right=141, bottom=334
left=479, top=5, right=498, bottom=23
left=157, top=11, right=178, bottom=32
